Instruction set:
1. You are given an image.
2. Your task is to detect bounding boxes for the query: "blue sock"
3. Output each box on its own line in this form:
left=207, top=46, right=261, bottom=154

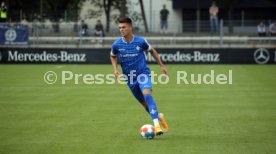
left=144, top=94, right=159, bottom=119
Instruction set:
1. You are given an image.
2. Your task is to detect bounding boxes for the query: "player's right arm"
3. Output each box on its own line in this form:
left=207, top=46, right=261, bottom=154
left=110, top=42, right=120, bottom=79
left=110, top=55, right=120, bottom=79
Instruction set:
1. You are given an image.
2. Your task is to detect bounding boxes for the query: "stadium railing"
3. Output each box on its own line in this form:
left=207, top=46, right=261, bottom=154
left=1, top=19, right=276, bottom=48
left=26, top=36, right=276, bottom=48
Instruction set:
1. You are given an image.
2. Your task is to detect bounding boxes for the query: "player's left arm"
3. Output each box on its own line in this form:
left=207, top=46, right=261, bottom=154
left=149, top=47, right=169, bottom=76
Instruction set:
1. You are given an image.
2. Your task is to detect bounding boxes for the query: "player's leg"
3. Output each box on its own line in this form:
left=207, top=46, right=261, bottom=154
left=141, top=89, right=159, bottom=122
left=140, top=74, right=169, bottom=133
left=129, top=83, right=166, bottom=135
left=136, top=89, right=168, bottom=133
left=129, top=84, right=149, bottom=113
left=141, top=89, right=163, bottom=135
left=140, top=100, right=168, bottom=133
left=138, top=74, right=168, bottom=135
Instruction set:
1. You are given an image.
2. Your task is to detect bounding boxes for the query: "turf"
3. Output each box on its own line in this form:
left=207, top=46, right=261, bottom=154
left=0, top=64, right=275, bottom=154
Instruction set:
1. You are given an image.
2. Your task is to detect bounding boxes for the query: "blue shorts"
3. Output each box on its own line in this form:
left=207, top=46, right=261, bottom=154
left=128, top=74, right=152, bottom=103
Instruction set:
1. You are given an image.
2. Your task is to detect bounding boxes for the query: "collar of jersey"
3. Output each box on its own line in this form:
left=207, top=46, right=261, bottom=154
left=122, top=35, right=135, bottom=44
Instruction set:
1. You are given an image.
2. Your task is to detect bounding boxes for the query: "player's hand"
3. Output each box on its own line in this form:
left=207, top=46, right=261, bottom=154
left=161, top=66, right=169, bottom=76
left=114, top=69, right=120, bottom=80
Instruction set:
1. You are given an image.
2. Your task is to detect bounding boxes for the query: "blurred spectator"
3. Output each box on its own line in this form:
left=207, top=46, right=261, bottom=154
left=52, top=22, right=59, bottom=33
left=80, top=20, right=88, bottom=36
left=0, top=1, right=7, bottom=22
left=20, top=18, right=28, bottom=26
left=209, top=1, right=219, bottom=33
left=268, top=21, right=276, bottom=36
left=32, top=18, right=39, bottom=36
left=160, top=4, right=169, bottom=34
left=94, top=19, right=104, bottom=37
left=257, top=21, right=266, bottom=37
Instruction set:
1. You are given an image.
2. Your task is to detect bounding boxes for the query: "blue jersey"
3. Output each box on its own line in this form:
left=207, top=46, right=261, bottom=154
left=110, top=35, right=151, bottom=76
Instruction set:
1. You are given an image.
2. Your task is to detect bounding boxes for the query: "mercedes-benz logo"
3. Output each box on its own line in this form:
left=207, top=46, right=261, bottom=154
left=254, top=48, right=270, bottom=64
left=5, top=29, right=17, bottom=42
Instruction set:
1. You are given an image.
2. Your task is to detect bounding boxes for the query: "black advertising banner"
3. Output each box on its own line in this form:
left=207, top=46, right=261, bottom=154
left=0, top=48, right=275, bottom=64
left=0, top=48, right=109, bottom=64
left=147, top=48, right=276, bottom=64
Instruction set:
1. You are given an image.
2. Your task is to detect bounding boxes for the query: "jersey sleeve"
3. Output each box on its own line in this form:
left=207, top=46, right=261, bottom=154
left=110, top=42, right=118, bottom=56
left=141, top=38, right=152, bottom=52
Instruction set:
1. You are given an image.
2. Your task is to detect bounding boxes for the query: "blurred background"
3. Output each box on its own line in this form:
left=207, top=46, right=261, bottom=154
left=1, top=1, right=276, bottom=153
left=1, top=0, right=276, bottom=48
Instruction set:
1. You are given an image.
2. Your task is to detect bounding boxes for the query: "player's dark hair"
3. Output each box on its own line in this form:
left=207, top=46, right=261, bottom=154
left=118, top=17, right=132, bottom=26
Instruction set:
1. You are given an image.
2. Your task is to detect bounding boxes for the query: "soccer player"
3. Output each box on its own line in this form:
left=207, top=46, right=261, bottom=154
left=110, top=17, right=169, bottom=135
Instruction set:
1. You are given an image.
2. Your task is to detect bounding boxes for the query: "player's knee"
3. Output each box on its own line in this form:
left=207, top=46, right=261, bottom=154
left=142, top=89, right=152, bottom=95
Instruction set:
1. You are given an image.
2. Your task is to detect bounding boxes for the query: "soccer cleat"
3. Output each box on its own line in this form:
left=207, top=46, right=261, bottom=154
left=154, top=125, right=163, bottom=136
left=158, top=113, right=169, bottom=133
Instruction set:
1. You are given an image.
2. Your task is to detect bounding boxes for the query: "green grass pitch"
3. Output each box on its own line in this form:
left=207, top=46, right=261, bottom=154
left=0, top=64, right=275, bottom=154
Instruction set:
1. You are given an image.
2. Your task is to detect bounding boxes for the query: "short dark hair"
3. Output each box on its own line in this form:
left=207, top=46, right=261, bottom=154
left=118, top=17, right=132, bottom=26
